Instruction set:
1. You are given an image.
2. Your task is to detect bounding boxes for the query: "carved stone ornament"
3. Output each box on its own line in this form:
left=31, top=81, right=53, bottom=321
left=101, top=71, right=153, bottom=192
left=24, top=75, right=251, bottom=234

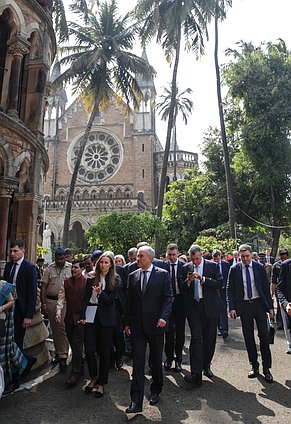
left=8, top=35, right=31, bottom=56
left=0, top=177, right=19, bottom=196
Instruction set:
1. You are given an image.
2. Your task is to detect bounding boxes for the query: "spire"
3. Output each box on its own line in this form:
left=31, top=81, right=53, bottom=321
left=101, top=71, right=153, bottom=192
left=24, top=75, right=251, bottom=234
left=136, top=48, right=156, bottom=93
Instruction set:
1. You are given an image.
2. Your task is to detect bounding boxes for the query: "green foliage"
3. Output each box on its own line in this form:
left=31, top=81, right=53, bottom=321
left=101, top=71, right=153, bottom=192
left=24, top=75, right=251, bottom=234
left=36, top=245, right=48, bottom=260
left=163, top=167, right=229, bottom=253
left=85, top=211, right=166, bottom=258
left=194, top=236, right=237, bottom=256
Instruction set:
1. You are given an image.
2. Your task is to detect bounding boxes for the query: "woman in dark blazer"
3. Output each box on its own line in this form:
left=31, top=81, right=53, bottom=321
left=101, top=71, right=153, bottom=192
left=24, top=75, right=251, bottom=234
left=80, top=251, right=118, bottom=398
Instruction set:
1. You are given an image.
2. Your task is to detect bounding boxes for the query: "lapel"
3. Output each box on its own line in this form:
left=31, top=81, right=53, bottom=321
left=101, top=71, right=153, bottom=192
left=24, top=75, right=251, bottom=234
left=16, top=259, right=26, bottom=283
left=144, top=266, right=155, bottom=294
left=252, top=262, right=260, bottom=291
left=134, top=268, right=142, bottom=295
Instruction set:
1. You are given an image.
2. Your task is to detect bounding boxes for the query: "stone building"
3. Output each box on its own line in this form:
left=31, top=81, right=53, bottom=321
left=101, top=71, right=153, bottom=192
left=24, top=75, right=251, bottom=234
left=43, top=53, right=198, bottom=248
left=0, top=0, right=56, bottom=270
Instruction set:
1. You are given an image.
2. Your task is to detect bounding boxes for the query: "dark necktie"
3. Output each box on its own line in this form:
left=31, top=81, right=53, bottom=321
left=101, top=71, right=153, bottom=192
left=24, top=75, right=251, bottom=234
left=142, top=271, right=148, bottom=295
left=10, top=262, right=18, bottom=284
left=245, top=264, right=253, bottom=299
left=171, top=263, right=176, bottom=295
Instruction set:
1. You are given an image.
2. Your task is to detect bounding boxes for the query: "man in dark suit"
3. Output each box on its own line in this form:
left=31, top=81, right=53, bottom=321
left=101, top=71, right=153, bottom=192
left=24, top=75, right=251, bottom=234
left=3, top=239, right=37, bottom=375
left=276, top=256, right=291, bottom=352
left=212, top=249, right=231, bottom=339
left=227, top=244, right=274, bottom=383
left=180, top=244, right=223, bottom=386
left=228, top=250, right=240, bottom=266
left=164, top=243, right=185, bottom=372
left=124, top=245, right=172, bottom=414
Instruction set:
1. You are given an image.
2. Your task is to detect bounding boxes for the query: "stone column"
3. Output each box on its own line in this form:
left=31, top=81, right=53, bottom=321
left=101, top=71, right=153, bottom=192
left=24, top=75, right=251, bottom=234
left=7, top=36, right=30, bottom=118
left=0, top=177, right=18, bottom=274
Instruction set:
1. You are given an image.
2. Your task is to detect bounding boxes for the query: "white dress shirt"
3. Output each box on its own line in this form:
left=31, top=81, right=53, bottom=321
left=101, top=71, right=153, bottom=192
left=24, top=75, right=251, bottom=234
left=242, top=261, right=260, bottom=300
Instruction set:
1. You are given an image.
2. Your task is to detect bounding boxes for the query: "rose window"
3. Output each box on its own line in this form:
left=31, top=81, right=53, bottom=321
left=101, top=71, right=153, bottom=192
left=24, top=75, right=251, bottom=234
left=68, top=130, right=123, bottom=183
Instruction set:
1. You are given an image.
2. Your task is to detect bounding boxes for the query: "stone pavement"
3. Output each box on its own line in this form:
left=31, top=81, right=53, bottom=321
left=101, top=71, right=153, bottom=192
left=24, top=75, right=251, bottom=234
left=0, top=319, right=290, bottom=423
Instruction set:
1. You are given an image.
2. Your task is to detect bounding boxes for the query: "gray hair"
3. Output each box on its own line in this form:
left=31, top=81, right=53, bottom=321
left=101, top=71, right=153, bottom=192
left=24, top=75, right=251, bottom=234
left=238, top=244, right=252, bottom=254
left=138, top=245, right=155, bottom=260
left=128, top=247, right=137, bottom=256
left=189, top=244, right=202, bottom=256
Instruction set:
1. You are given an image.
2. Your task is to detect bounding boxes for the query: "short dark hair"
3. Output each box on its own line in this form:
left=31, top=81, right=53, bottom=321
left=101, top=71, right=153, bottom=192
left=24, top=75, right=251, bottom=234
left=10, top=239, right=24, bottom=249
left=212, top=249, right=222, bottom=258
left=72, top=259, right=84, bottom=268
left=55, top=247, right=65, bottom=257
left=167, top=243, right=178, bottom=251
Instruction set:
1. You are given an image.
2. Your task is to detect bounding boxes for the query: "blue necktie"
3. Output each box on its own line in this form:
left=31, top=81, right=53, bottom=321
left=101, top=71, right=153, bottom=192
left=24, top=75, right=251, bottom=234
left=194, top=266, right=200, bottom=302
left=245, top=264, right=253, bottom=299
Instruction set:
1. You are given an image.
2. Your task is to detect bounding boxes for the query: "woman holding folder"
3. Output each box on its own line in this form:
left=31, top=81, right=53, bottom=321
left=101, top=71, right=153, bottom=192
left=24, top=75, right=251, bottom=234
left=80, top=251, right=119, bottom=397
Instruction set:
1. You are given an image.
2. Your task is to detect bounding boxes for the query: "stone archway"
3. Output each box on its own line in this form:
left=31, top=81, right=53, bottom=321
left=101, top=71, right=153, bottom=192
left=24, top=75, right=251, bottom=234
left=68, top=221, right=86, bottom=251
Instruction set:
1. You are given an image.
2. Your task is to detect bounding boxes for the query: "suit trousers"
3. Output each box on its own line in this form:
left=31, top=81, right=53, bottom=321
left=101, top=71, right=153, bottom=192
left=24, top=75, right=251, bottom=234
left=47, top=299, right=69, bottom=358
left=165, top=295, right=185, bottom=362
left=84, top=314, right=114, bottom=385
left=187, top=300, right=218, bottom=376
left=131, top=331, right=164, bottom=406
left=65, top=323, right=84, bottom=375
left=240, top=300, right=272, bottom=369
left=218, top=288, right=229, bottom=332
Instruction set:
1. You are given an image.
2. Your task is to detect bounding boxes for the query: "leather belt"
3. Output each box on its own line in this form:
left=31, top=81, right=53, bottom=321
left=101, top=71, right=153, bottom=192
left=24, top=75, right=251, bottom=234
left=244, top=298, right=260, bottom=304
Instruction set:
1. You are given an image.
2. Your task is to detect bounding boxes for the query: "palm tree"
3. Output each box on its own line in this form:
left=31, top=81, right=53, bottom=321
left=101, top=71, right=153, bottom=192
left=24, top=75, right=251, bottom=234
left=53, top=0, right=155, bottom=246
left=156, top=84, right=193, bottom=181
left=213, top=0, right=235, bottom=238
left=135, top=0, right=219, bottom=221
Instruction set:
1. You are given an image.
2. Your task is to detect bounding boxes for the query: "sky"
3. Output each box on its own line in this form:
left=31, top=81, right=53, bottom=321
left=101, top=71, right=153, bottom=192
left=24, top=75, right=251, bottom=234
left=65, top=0, right=291, bottom=155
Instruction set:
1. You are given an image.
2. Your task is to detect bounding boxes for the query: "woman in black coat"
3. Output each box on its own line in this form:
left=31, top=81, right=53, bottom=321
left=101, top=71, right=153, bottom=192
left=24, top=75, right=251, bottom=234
left=80, top=251, right=118, bottom=397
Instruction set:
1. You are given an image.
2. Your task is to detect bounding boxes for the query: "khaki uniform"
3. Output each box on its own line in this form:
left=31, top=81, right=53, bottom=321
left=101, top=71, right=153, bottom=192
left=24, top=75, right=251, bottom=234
left=42, top=262, right=71, bottom=358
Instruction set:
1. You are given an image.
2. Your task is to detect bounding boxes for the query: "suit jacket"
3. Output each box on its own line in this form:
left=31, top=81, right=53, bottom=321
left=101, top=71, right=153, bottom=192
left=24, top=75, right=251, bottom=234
left=220, top=260, right=231, bottom=289
left=81, top=276, right=117, bottom=327
left=277, top=258, right=291, bottom=309
left=180, top=259, right=223, bottom=319
left=227, top=260, right=273, bottom=317
left=165, top=260, right=184, bottom=296
left=125, top=265, right=173, bottom=336
left=3, top=258, right=37, bottom=319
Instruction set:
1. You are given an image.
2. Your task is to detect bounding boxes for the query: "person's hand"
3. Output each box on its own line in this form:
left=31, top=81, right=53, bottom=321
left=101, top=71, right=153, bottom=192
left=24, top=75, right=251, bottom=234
left=92, top=284, right=102, bottom=295
left=22, top=318, right=32, bottom=328
left=286, top=303, right=291, bottom=317
left=187, top=272, right=195, bottom=283
left=55, top=314, right=61, bottom=323
left=269, top=309, right=275, bottom=320
left=79, top=319, right=86, bottom=325
left=229, top=310, right=237, bottom=319
left=193, top=272, right=203, bottom=282
left=125, top=325, right=131, bottom=336
left=157, top=319, right=166, bottom=328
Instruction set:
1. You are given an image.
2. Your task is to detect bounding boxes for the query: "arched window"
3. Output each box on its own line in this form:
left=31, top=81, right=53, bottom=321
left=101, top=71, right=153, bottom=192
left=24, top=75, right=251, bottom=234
left=0, top=10, right=11, bottom=105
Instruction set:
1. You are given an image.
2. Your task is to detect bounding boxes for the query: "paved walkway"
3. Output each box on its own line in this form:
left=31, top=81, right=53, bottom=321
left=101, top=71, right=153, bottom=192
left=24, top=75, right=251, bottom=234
left=1, top=319, right=291, bottom=423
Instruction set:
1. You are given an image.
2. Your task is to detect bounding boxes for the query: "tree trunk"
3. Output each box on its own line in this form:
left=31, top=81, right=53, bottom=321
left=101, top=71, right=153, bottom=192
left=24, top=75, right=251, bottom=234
left=214, top=14, right=236, bottom=238
left=156, top=26, right=181, bottom=219
left=62, top=76, right=105, bottom=247
left=271, top=228, right=281, bottom=258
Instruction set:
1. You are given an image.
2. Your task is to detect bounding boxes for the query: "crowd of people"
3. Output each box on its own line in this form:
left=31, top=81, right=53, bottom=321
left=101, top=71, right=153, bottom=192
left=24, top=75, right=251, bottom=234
left=0, top=239, right=291, bottom=416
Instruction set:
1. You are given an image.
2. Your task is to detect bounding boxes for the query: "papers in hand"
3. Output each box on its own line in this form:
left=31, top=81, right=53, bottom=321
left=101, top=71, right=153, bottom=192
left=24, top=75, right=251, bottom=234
left=85, top=305, right=97, bottom=323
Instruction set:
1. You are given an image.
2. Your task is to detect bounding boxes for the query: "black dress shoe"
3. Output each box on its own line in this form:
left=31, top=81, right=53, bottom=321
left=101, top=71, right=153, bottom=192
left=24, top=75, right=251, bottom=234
left=203, top=367, right=214, bottom=379
left=115, top=359, right=123, bottom=370
left=175, top=361, right=182, bottom=372
left=125, top=402, right=142, bottom=414
left=21, top=357, right=37, bottom=379
left=149, top=393, right=160, bottom=405
left=184, top=374, right=202, bottom=387
left=164, top=359, right=172, bottom=370
left=248, top=366, right=259, bottom=378
left=263, top=369, right=273, bottom=383
left=51, top=355, right=60, bottom=365
left=222, top=331, right=229, bottom=339
left=66, top=375, right=79, bottom=388
left=95, top=390, right=104, bottom=398
left=59, top=358, right=67, bottom=371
